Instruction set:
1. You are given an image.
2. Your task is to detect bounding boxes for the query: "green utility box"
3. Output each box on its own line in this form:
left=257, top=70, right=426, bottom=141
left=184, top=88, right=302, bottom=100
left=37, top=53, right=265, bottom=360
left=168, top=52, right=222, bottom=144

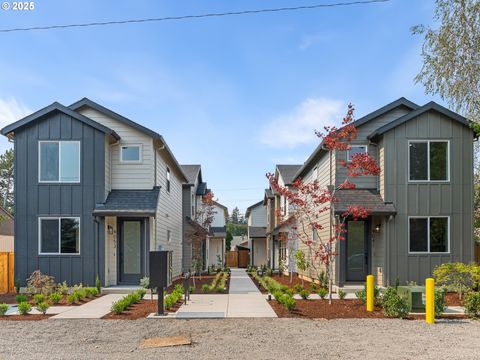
left=397, top=286, right=427, bottom=312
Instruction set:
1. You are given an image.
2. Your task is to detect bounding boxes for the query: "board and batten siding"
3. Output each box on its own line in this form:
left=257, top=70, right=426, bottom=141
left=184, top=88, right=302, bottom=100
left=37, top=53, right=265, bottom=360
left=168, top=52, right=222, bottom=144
left=155, top=149, right=183, bottom=277
left=14, top=112, right=106, bottom=286
left=76, top=107, right=155, bottom=190
left=383, top=110, right=474, bottom=284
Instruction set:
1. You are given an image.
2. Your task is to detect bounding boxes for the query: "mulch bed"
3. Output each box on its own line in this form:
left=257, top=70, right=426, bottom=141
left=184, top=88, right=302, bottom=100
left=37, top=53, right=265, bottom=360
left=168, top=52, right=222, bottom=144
left=0, top=292, right=102, bottom=306
left=0, top=293, right=17, bottom=304
left=187, top=274, right=230, bottom=295
left=248, top=274, right=268, bottom=294
left=102, top=299, right=183, bottom=320
left=269, top=299, right=386, bottom=319
left=270, top=274, right=318, bottom=293
left=0, top=314, right=51, bottom=321
left=444, top=292, right=464, bottom=307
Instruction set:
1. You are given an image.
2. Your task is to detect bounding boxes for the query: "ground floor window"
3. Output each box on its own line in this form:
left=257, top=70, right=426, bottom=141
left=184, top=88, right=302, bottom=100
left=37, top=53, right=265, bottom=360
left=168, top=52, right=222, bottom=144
left=409, top=216, right=449, bottom=253
left=39, top=217, right=80, bottom=254
left=279, top=240, right=287, bottom=261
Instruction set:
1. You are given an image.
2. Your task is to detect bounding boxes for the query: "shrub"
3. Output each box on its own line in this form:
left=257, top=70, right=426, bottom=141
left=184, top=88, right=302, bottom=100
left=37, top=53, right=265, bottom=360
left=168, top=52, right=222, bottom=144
left=137, top=288, right=146, bottom=298
left=317, top=288, right=328, bottom=299
left=95, top=275, right=101, bottom=293
left=338, top=290, right=347, bottom=300
left=382, top=287, right=409, bottom=319
left=0, top=303, right=9, bottom=316
left=280, top=294, right=296, bottom=311
left=56, top=281, right=69, bottom=295
left=67, top=293, right=79, bottom=304
left=433, top=262, right=477, bottom=299
left=49, top=293, right=62, bottom=305
left=273, top=290, right=283, bottom=302
left=26, top=270, right=55, bottom=296
left=299, top=289, right=309, bottom=300
left=75, top=288, right=87, bottom=301
left=33, top=293, right=45, bottom=305
left=110, top=290, right=146, bottom=314
left=139, top=276, right=150, bottom=289
left=284, top=288, right=294, bottom=297
left=464, top=292, right=480, bottom=319
left=111, top=299, right=128, bottom=314
left=202, top=284, right=210, bottom=293
left=18, top=302, right=32, bottom=315
left=16, top=294, right=28, bottom=304
left=435, top=289, right=445, bottom=317
left=280, top=285, right=290, bottom=293
left=174, top=284, right=184, bottom=295
left=14, top=279, right=21, bottom=294
left=36, top=301, right=49, bottom=315
left=309, top=283, right=318, bottom=292
left=355, top=284, right=381, bottom=305
left=293, top=284, right=303, bottom=293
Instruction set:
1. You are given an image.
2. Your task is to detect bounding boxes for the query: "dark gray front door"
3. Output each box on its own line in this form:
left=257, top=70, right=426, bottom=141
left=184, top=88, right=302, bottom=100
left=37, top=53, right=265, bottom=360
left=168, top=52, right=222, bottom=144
left=346, top=220, right=369, bottom=282
left=118, top=219, right=145, bottom=284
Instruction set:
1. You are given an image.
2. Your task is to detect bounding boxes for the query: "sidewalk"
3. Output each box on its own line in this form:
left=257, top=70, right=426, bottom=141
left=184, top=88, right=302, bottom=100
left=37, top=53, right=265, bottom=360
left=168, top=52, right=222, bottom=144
left=174, top=268, right=276, bottom=319
left=51, top=294, right=125, bottom=319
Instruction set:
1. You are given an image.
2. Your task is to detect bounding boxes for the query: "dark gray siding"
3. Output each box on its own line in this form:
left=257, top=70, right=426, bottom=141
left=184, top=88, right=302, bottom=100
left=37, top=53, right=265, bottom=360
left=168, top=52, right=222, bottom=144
left=182, top=186, right=193, bottom=271
left=14, top=111, right=106, bottom=286
left=383, top=110, right=474, bottom=284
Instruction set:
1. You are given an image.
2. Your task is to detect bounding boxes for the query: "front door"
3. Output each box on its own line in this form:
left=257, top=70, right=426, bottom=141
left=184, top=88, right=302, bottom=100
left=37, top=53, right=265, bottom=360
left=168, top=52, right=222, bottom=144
left=346, top=220, right=369, bottom=282
left=118, top=219, right=144, bottom=284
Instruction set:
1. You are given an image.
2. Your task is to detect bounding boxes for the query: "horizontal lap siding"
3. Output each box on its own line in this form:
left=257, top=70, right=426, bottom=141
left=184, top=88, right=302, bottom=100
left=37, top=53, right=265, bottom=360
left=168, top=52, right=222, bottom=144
left=14, top=113, right=105, bottom=286
left=384, top=111, right=474, bottom=285
left=248, top=205, right=267, bottom=227
left=77, top=108, right=154, bottom=190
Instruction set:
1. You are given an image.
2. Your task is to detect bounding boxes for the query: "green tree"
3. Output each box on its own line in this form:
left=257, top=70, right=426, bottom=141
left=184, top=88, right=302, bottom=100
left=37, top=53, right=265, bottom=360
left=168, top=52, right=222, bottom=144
left=231, top=206, right=240, bottom=224
left=0, top=149, right=14, bottom=213
left=225, top=230, right=233, bottom=251
left=226, top=223, right=247, bottom=237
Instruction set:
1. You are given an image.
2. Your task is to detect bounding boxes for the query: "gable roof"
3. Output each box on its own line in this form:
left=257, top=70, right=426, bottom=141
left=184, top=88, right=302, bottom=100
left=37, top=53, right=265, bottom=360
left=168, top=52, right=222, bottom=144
left=245, top=200, right=264, bottom=218
left=0, top=101, right=120, bottom=140
left=69, top=97, right=188, bottom=183
left=276, top=164, right=302, bottom=185
left=293, top=97, right=419, bottom=180
left=368, top=101, right=470, bottom=140
left=181, top=165, right=202, bottom=186
left=213, top=201, right=229, bottom=218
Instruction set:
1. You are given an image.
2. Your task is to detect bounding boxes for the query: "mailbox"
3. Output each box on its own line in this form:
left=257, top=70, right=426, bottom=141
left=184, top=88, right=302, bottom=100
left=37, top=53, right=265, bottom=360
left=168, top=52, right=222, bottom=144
left=150, top=250, right=172, bottom=289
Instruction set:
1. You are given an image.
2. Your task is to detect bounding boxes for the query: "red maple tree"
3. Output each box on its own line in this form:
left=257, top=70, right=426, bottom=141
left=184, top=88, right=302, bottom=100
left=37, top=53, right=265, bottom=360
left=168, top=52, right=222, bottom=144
left=267, top=104, right=380, bottom=303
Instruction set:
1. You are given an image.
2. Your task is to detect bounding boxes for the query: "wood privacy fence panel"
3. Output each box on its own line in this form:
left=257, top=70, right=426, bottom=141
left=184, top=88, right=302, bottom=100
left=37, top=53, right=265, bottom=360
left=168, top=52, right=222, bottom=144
left=475, top=243, right=480, bottom=264
left=0, top=252, right=14, bottom=294
left=226, top=250, right=250, bottom=268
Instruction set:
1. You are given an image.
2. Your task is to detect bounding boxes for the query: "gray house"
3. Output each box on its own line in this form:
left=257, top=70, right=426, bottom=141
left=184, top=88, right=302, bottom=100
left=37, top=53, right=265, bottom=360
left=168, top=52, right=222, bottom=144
left=1, top=99, right=188, bottom=286
left=288, top=98, right=475, bottom=287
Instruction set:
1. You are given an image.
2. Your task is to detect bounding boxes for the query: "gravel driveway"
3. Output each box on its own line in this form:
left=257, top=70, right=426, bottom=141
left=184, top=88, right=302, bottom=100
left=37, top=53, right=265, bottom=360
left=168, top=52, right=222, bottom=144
left=0, top=318, right=479, bottom=359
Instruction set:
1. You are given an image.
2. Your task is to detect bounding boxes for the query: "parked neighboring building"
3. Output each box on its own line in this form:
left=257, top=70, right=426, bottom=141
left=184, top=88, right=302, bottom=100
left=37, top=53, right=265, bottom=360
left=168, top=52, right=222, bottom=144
left=245, top=200, right=267, bottom=267
left=2, top=98, right=188, bottom=286
left=0, top=206, right=14, bottom=252
left=265, top=165, right=301, bottom=272
left=289, top=98, right=474, bottom=287
left=207, top=202, right=228, bottom=267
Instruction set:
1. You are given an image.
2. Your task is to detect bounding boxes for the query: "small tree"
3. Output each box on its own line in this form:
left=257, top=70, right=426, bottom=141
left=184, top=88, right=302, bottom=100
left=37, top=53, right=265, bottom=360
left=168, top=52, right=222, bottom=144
left=226, top=230, right=233, bottom=251
left=433, top=262, right=476, bottom=300
left=267, top=104, right=379, bottom=304
left=293, top=250, right=309, bottom=287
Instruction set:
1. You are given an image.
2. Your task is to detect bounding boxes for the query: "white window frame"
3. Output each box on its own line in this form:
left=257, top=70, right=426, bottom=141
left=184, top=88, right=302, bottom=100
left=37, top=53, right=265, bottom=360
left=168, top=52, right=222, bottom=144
left=346, top=145, right=368, bottom=162
left=38, top=141, right=81, bottom=183
left=408, top=140, right=450, bottom=182
left=408, top=216, right=450, bottom=254
left=120, top=144, right=143, bottom=163
left=38, top=217, right=81, bottom=255
left=166, top=167, right=171, bottom=193
left=167, top=229, right=172, bottom=243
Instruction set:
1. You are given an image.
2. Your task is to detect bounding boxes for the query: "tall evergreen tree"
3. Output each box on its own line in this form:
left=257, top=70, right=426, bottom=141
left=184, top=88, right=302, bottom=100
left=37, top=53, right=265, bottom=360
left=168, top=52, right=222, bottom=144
left=0, top=149, right=14, bottom=213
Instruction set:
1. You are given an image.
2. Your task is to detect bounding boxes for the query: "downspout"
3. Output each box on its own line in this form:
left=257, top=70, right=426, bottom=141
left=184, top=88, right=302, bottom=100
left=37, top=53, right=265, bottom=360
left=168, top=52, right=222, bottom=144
left=93, top=216, right=101, bottom=286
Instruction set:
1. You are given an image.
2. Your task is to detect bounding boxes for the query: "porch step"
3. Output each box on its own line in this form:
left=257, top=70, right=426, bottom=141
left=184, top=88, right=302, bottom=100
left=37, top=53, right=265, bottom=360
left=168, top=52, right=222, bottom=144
left=333, top=285, right=364, bottom=294
left=101, top=286, right=144, bottom=295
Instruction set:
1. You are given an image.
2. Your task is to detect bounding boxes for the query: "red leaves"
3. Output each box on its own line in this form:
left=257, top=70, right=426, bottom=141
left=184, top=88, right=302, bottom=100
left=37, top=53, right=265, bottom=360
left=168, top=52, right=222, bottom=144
left=344, top=153, right=380, bottom=177
left=342, top=205, right=370, bottom=220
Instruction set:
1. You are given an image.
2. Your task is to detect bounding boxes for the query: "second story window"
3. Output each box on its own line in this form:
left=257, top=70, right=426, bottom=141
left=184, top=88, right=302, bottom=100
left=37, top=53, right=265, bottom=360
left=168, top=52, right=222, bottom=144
left=409, top=140, right=449, bottom=181
left=39, top=141, right=80, bottom=183
left=347, top=145, right=367, bottom=162
left=166, top=167, right=171, bottom=192
left=167, top=229, right=171, bottom=243
left=120, top=145, right=141, bottom=163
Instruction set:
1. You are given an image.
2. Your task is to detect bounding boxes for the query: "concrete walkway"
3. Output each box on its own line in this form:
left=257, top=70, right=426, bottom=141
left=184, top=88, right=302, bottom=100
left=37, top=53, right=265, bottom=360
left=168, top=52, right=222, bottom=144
left=51, top=294, right=125, bottom=319
left=174, top=268, right=276, bottom=319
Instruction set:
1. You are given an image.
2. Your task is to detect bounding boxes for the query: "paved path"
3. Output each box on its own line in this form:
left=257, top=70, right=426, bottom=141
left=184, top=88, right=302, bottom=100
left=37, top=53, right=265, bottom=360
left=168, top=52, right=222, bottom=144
left=51, top=294, right=125, bottom=319
left=175, top=268, right=276, bottom=318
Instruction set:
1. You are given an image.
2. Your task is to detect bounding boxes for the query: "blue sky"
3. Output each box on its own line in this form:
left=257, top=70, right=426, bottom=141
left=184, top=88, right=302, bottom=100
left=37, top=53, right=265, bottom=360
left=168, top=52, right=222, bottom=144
left=0, top=0, right=441, bottom=214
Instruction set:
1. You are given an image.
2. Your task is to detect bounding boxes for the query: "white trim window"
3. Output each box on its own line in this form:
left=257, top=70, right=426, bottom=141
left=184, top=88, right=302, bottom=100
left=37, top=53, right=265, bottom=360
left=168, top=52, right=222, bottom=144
left=120, top=144, right=142, bottom=163
left=166, top=167, right=171, bottom=192
left=408, top=140, right=449, bottom=182
left=347, top=145, right=368, bottom=162
left=39, top=141, right=80, bottom=183
left=167, top=229, right=172, bottom=243
left=39, top=217, right=80, bottom=255
left=408, top=216, right=449, bottom=254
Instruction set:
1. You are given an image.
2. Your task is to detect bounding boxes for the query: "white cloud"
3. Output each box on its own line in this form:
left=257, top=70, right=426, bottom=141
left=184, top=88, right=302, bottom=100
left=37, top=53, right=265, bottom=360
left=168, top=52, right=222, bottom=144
left=0, top=98, right=31, bottom=128
left=260, top=98, right=345, bottom=148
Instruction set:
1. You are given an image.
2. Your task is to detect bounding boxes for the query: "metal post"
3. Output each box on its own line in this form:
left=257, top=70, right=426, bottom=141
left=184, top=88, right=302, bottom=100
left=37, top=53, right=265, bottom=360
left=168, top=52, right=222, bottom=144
left=426, top=278, right=435, bottom=324
left=366, top=275, right=374, bottom=312
left=157, top=287, right=165, bottom=316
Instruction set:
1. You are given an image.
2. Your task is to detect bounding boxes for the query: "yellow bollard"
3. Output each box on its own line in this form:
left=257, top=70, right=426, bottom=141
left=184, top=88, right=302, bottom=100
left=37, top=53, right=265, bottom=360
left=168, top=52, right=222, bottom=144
left=425, top=278, right=435, bottom=324
left=366, top=275, right=374, bottom=312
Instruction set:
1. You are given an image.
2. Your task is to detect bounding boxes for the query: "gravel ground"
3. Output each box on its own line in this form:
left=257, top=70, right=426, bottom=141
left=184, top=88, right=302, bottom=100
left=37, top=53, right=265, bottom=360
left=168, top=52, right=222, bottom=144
left=0, top=318, right=479, bottom=359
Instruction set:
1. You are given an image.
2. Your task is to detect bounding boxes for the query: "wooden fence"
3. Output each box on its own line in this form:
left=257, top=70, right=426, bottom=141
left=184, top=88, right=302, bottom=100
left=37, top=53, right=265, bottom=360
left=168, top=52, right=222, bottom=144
left=0, top=252, right=14, bottom=294
left=226, top=250, right=249, bottom=268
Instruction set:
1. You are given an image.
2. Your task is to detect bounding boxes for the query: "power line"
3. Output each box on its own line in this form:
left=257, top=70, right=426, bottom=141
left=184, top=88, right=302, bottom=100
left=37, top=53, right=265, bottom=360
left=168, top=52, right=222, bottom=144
left=0, top=0, right=390, bottom=33
left=215, top=187, right=266, bottom=191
